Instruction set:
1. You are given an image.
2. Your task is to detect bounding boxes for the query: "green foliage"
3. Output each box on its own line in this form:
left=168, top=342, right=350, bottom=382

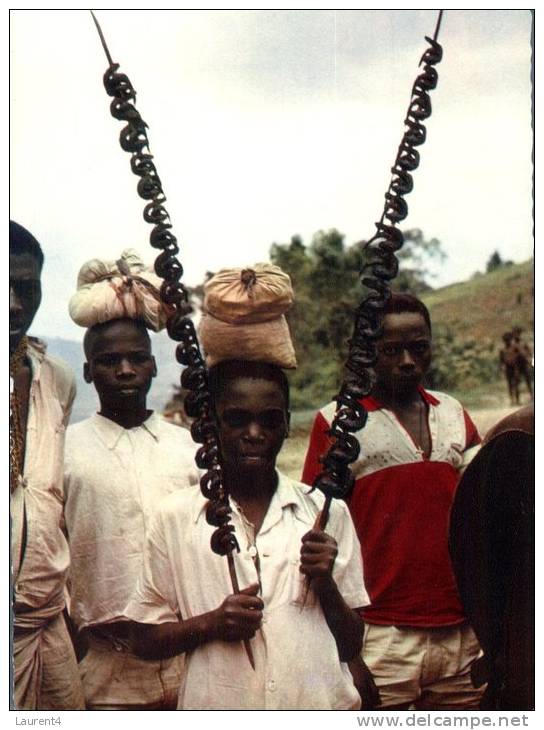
left=486, top=250, right=513, bottom=273
left=270, top=227, right=447, bottom=409
left=426, top=325, right=498, bottom=392
left=395, top=228, right=446, bottom=294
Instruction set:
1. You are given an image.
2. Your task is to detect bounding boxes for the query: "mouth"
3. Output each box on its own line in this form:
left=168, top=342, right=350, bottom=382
left=116, top=387, right=140, bottom=396
left=397, top=372, right=419, bottom=381
left=239, top=453, right=269, bottom=465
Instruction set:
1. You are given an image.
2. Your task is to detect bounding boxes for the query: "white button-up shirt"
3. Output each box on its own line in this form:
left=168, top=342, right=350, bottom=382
left=12, top=339, right=75, bottom=622
left=64, top=412, right=200, bottom=629
left=125, top=472, right=368, bottom=710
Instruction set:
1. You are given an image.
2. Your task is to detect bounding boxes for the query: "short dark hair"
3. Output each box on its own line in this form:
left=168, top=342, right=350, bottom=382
left=382, top=292, right=432, bottom=334
left=10, top=221, right=45, bottom=270
left=83, top=318, right=151, bottom=360
left=208, top=359, right=290, bottom=412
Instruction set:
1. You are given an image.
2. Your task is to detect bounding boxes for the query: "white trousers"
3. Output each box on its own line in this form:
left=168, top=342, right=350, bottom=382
left=363, top=622, right=485, bottom=710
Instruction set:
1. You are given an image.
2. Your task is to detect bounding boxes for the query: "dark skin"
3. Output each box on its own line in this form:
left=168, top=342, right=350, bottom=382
left=78, top=319, right=158, bottom=652
left=132, top=375, right=364, bottom=667
left=373, top=312, right=433, bottom=458
left=10, top=253, right=43, bottom=468
left=83, top=318, right=157, bottom=430
left=370, top=311, right=433, bottom=710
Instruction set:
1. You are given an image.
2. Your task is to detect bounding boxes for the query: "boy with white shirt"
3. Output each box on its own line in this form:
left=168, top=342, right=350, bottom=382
left=64, top=259, right=199, bottom=710
left=126, top=358, right=369, bottom=710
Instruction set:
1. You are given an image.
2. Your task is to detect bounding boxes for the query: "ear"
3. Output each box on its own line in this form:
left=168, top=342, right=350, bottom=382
left=151, top=356, right=158, bottom=378
left=83, top=362, right=93, bottom=384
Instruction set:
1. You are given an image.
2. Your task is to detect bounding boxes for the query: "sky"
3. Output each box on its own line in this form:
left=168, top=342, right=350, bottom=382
left=10, top=9, right=534, bottom=341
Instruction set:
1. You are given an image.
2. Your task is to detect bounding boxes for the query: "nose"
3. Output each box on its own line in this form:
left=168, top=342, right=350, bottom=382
left=245, top=420, right=265, bottom=442
left=399, top=348, right=416, bottom=369
left=10, top=286, right=23, bottom=316
left=116, top=357, right=136, bottom=378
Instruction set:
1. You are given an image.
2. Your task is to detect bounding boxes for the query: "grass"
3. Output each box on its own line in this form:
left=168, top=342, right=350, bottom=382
left=422, top=260, right=534, bottom=344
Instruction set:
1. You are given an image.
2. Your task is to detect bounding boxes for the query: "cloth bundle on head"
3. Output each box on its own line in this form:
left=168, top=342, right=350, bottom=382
left=199, top=263, right=297, bottom=369
left=69, top=248, right=173, bottom=331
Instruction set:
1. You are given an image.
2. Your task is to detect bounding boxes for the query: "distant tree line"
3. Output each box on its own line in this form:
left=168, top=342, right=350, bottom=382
left=269, top=228, right=446, bottom=410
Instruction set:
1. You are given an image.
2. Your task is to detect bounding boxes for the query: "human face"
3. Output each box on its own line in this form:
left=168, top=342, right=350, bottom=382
left=10, top=253, right=42, bottom=352
left=215, top=377, right=289, bottom=477
left=84, top=320, right=156, bottom=417
left=375, top=312, right=432, bottom=398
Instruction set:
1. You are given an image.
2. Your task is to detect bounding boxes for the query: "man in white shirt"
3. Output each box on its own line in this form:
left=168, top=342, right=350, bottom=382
left=126, top=359, right=369, bottom=710
left=64, top=316, right=200, bottom=710
left=10, top=221, right=85, bottom=710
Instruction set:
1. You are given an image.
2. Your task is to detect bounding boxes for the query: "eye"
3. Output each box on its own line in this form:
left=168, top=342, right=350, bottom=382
left=222, top=409, right=252, bottom=428
left=130, top=352, right=152, bottom=365
left=258, top=409, right=286, bottom=429
left=94, top=354, right=119, bottom=367
left=381, top=344, right=402, bottom=357
left=410, top=341, right=431, bottom=354
left=11, top=280, right=41, bottom=301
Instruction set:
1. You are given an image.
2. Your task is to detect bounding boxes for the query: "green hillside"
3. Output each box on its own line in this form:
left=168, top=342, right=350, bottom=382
left=422, top=260, right=534, bottom=344
left=284, top=254, right=534, bottom=412
left=420, top=259, right=533, bottom=406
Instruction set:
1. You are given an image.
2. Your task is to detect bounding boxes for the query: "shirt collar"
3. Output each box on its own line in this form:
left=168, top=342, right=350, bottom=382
left=91, top=411, right=161, bottom=450
left=191, top=470, right=309, bottom=526
left=362, top=385, right=440, bottom=411
left=26, top=337, right=47, bottom=382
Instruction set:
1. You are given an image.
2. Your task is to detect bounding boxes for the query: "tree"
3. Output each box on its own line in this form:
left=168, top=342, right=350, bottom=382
left=394, top=228, right=446, bottom=294
left=486, top=250, right=514, bottom=274
left=269, top=227, right=447, bottom=408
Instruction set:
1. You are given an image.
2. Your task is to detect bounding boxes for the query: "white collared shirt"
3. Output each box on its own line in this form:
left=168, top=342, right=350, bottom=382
left=12, top=338, right=75, bottom=619
left=125, top=472, right=368, bottom=710
left=64, top=411, right=200, bottom=629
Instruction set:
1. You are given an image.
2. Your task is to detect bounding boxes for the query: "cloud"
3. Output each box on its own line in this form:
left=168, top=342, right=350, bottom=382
left=11, top=10, right=533, bottom=340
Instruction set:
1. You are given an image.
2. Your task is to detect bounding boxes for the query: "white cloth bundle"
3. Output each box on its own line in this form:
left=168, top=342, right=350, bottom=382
left=69, top=249, right=171, bottom=331
left=199, top=264, right=297, bottom=369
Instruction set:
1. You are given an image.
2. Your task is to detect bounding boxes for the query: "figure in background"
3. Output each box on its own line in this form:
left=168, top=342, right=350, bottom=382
left=510, top=326, right=533, bottom=401
left=10, top=221, right=85, bottom=710
left=449, top=404, right=534, bottom=710
left=303, top=293, right=484, bottom=711
left=499, top=332, right=520, bottom=405
left=63, top=249, right=200, bottom=710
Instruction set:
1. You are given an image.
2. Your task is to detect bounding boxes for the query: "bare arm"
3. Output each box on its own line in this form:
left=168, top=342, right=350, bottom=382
left=300, top=529, right=363, bottom=662
left=131, top=584, right=263, bottom=660
left=348, top=653, right=381, bottom=709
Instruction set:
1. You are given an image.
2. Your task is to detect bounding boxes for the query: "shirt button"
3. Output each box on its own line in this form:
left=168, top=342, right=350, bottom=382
left=267, top=680, right=276, bottom=692
left=248, top=546, right=258, bottom=558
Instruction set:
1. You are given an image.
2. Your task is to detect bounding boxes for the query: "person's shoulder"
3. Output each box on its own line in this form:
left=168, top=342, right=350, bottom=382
left=316, top=400, right=337, bottom=424
left=65, top=417, right=98, bottom=457
left=485, top=404, right=534, bottom=443
left=66, top=415, right=96, bottom=434
left=279, top=472, right=351, bottom=522
left=30, top=338, right=75, bottom=393
left=156, top=417, right=195, bottom=444
left=155, top=483, right=204, bottom=524
left=154, top=417, right=198, bottom=463
left=426, top=389, right=464, bottom=411
left=282, top=472, right=324, bottom=506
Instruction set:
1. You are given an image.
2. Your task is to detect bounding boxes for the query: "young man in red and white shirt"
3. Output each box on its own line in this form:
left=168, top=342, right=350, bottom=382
left=302, top=293, right=483, bottom=710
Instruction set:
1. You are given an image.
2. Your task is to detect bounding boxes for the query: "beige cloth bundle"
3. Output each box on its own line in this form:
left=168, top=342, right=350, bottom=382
left=69, top=248, right=172, bottom=331
left=199, top=264, right=297, bottom=369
